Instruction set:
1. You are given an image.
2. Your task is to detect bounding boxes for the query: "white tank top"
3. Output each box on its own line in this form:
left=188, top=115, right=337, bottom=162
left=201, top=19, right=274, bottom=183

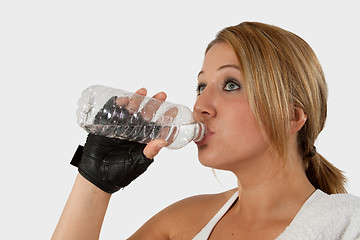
left=192, top=191, right=239, bottom=239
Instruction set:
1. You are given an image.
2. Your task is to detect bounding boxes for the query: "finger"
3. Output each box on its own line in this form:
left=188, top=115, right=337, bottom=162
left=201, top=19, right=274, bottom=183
left=157, top=107, right=178, bottom=124
left=140, top=92, right=167, bottom=121
left=116, top=96, right=130, bottom=106
left=115, top=88, right=147, bottom=106
left=153, top=107, right=179, bottom=141
left=152, top=92, right=167, bottom=101
left=143, top=139, right=167, bottom=159
left=135, top=88, right=147, bottom=96
left=127, top=88, right=147, bottom=114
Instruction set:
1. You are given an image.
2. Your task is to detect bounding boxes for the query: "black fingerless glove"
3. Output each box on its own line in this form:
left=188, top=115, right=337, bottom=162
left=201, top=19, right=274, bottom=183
left=71, top=134, right=154, bottom=193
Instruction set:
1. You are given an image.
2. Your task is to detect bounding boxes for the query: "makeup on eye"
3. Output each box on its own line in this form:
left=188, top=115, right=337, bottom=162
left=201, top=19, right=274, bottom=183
left=196, top=83, right=206, bottom=96
left=196, top=77, right=241, bottom=96
left=223, top=77, right=241, bottom=91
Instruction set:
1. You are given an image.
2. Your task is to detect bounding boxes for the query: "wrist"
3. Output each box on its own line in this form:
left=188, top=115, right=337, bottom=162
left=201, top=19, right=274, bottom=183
left=76, top=173, right=112, bottom=198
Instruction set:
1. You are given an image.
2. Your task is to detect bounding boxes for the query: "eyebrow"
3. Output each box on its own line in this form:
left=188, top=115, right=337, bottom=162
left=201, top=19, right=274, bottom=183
left=198, top=64, right=241, bottom=78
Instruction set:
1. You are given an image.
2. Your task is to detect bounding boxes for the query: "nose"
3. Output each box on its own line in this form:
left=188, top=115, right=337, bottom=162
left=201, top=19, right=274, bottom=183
left=193, top=88, right=216, bottom=122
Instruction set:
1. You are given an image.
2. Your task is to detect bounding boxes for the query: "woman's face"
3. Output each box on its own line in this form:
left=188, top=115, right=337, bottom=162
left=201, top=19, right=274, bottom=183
left=193, top=42, right=270, bottom=170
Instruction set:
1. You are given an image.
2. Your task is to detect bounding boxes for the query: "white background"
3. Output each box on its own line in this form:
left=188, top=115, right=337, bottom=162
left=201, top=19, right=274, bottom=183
left=1, top=0, right=359, bottom=239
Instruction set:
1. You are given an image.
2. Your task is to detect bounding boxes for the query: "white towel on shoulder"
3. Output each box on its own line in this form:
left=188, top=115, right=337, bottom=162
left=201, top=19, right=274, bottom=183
left=277, top=190, right=360, bottom=239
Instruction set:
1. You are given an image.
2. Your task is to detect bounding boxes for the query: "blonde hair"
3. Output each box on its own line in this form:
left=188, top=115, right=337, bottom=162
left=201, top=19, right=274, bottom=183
left=206, top=22, right=346, bottom=194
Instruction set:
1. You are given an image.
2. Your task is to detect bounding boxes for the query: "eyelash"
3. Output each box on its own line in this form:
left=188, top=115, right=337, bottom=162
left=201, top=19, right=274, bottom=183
left=196, top=83, right=206, bottom=96
left=224, top=78, right=241, bottom=91
left=196, top=78, right=241, bottom=95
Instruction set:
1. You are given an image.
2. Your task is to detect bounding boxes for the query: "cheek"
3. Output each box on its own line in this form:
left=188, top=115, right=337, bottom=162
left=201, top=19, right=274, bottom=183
left=230, top=107, right=263, bottom=140
left=198, top=104, right=268, bottom=168
left=223, top=108, right=266, bottom=150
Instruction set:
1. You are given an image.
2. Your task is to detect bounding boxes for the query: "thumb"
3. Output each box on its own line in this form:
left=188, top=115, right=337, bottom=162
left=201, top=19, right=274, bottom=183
left=143, top=139, right=167, bottom=159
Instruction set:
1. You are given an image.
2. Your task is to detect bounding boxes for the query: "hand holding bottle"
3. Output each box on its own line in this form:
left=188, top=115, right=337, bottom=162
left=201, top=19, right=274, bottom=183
left=71, top=88, right=169, bottom=193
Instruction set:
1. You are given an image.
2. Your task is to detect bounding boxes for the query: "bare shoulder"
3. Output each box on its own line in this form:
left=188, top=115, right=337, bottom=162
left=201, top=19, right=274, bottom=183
left=170, top=188, right=237, bottom=215
left=128, top=188, right=237, bottom=240
left=162, top=188, right=237, bottom=227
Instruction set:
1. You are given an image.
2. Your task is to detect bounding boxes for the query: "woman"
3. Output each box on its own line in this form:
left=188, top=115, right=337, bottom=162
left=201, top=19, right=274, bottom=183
left=52, top=22, right=360, bottom=239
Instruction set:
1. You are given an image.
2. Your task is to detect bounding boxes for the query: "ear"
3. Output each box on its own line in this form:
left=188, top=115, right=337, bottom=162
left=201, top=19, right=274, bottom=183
left=290, top=107, right=307, bottom=134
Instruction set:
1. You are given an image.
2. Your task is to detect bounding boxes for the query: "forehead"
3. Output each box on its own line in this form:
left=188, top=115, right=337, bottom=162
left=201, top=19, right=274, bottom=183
left=202, top=42, right=239, bottom=69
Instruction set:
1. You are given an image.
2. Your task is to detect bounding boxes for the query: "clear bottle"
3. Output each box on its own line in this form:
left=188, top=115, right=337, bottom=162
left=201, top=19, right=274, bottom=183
left=76, top=85, right=206, bottom=149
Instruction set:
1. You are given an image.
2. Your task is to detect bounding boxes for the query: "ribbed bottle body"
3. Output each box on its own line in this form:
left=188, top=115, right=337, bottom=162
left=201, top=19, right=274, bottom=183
left=76, top=85, right=205, bottom=149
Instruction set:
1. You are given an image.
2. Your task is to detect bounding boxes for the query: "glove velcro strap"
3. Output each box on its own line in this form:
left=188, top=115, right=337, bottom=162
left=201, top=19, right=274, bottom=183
left=70, top=145, right=84, bottom=167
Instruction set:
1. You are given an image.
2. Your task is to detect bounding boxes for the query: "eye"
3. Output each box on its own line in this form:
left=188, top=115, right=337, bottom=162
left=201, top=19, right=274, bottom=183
left=224, top=79, right=240, bottom=91
left=196, top=83, right=206, bottom=96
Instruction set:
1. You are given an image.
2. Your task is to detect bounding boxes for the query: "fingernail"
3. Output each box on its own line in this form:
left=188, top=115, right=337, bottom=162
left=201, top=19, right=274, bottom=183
left=156, top=140, right=167, bottom=151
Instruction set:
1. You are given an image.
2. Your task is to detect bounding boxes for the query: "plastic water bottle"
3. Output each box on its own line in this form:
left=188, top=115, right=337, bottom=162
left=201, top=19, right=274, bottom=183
left=76, top=85, right=207, bottom=149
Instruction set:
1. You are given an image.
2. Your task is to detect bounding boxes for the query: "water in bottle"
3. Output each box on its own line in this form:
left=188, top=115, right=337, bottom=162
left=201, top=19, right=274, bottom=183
left=76, top=85, right=206, bottom=149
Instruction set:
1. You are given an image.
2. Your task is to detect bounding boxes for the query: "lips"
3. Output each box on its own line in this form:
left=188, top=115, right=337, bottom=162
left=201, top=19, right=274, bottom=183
left=195, top=125, right=214, bottom=146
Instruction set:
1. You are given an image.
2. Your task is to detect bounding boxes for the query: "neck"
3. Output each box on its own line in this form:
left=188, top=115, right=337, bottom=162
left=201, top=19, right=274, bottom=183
left=232, top=150, right=315, bottom=222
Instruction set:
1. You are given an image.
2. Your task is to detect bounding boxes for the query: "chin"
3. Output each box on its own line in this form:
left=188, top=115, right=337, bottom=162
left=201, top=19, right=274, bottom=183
left=197, top=149, right=234, bottom=171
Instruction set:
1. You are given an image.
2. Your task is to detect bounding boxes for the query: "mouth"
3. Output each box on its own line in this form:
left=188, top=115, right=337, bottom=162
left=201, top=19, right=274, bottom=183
left=195, top=126, right=214, bottom=146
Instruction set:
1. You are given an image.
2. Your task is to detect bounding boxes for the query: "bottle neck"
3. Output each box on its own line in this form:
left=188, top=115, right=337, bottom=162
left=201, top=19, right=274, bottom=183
left=193, top=122, right=207, bottom=142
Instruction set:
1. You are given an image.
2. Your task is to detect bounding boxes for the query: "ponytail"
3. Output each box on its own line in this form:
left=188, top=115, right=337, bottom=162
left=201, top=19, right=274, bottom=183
left=304, top=152, right=347, bottom=194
